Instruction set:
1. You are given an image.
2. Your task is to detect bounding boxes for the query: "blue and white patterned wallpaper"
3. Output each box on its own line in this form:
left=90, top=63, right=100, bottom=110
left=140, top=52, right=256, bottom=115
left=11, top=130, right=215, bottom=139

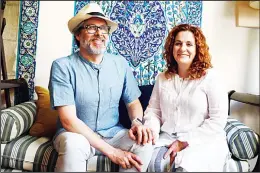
left=16, top=1, right=202, bottom=99
left=73, top=1, right=202, bottom=86
left=16, top=1, right=40, bottom=100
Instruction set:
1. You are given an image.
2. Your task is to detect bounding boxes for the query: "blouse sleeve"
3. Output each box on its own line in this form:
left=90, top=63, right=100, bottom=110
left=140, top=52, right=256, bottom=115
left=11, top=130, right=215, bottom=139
left=178, top=70, right=228, bottom=146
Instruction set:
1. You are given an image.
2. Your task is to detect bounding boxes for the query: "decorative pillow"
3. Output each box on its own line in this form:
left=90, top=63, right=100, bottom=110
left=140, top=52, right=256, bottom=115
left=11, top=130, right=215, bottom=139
left=29, top=86, right=58, bottom=137
left=1, top=101, right=36, bottom=143
left=225, top=117, right=259, bottom=160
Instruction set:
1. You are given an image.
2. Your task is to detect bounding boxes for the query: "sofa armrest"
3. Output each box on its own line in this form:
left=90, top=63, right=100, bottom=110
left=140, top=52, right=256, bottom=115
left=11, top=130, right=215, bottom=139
left=228, top=90, right=259, bottom=115
left=225, top=117, right=259, bottom=161
left=227, top=90, right=260, bottom=172
left=1, top=101, right=36, bottom=143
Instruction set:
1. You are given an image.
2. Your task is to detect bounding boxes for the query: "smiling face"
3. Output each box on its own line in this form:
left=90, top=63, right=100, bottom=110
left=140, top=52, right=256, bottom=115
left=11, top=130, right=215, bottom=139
left=173, top=31, right=196, bottom=68
left=76, top=17, right=109, bottom=55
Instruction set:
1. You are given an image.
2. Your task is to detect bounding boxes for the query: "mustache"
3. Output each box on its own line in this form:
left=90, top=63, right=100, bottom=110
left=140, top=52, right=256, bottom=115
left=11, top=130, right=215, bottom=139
left=90, top=36, right=105, bottom=42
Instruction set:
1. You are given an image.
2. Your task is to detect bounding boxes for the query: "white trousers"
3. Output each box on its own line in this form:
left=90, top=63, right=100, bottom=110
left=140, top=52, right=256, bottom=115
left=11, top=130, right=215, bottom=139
left=53, top=129, right=154, bottom=172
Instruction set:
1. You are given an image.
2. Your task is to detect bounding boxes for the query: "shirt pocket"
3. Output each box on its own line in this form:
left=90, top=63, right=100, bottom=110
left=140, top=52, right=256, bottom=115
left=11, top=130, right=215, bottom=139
left=109, top=85, right=122, bottom=108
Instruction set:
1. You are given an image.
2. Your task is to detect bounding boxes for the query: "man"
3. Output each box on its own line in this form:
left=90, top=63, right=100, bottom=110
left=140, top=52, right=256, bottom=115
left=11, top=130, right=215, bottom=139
left=48, top=3, right=155, bottom=172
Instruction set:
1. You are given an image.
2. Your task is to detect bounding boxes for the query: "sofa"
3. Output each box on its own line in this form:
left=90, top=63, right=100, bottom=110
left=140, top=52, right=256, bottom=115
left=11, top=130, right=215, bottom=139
left=1, top=84, right=259, bottom=172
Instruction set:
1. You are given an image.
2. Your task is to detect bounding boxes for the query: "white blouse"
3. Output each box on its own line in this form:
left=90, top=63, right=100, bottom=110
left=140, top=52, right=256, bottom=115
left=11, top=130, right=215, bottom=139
left=144, top=69, right=230, bottom=171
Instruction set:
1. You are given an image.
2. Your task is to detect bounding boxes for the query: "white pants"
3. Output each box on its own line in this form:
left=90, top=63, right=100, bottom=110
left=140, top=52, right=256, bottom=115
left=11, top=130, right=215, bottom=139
left=53, top=129, right=154, bottom=172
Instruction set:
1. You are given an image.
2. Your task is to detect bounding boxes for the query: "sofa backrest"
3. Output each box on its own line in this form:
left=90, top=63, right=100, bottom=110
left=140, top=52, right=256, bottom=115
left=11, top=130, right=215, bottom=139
left=119, top=85, right=154, bottom=129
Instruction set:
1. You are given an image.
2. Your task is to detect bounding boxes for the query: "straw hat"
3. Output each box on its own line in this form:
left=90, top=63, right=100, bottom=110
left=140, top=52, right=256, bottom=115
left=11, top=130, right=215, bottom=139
left=68, top=3, right=118, bottom=34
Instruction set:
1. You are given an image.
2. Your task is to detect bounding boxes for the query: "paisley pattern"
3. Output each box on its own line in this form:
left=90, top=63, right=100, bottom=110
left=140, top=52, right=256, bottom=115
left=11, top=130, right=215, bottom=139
left=73, top=1, right=202, bottom=85
left=110, top=2, right=167, bottom=67
left=16, top=1, right=39, bottom=99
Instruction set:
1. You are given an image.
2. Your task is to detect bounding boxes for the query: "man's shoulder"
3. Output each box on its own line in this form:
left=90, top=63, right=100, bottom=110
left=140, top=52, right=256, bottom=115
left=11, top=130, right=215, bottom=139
left=104, top=52, right=127, bottom=64
left=104, top=52, right=121, bottom=58
left=52, top=53, right=77, bottom=66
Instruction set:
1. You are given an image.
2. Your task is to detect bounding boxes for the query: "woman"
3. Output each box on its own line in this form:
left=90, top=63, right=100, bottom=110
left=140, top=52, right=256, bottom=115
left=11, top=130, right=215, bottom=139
left=144, top=24, right=230, bottom=172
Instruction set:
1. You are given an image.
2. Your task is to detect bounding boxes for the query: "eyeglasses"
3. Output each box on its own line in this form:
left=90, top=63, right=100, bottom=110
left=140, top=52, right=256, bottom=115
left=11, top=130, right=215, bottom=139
left=82, top=25, right=111, bottom=34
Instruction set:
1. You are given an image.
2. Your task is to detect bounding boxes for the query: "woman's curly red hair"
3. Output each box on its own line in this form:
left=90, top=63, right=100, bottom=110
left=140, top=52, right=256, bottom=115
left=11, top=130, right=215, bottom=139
left=164, top=24, right=212, bottom=80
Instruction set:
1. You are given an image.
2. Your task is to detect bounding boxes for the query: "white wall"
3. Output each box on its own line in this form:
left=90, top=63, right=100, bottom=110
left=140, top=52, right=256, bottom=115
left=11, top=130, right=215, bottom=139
left=35, top=1, right=74, bottom=89
left=202, top=1, right=259, bottom=95
left=201, top=1, right=259, bottom=133
left=2, top=1, right=20, bottom=79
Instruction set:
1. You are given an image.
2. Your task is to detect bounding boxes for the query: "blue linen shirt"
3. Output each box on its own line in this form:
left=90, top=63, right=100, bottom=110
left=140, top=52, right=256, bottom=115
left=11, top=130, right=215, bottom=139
left=48, top=51, right=141, bottom=139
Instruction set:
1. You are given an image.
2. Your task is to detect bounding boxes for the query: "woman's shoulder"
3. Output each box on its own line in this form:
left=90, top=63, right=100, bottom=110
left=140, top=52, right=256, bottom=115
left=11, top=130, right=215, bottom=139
left=203, top=68, right=226, bottom=89
left=202, top=68, right=228, bottom=97
left=204, top=68, right=218, bottom=81
left=155, top=71, right=168, bottom=81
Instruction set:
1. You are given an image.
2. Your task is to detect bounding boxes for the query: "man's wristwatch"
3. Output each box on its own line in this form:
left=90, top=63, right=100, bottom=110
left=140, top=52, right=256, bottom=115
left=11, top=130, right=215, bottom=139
left=131, top=118, right=144, bottom=126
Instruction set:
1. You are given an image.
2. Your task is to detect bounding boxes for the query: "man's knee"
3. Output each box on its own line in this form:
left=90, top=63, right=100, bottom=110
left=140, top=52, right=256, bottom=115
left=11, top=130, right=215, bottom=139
left=54, top=132, right=93, bottom=155
left=133, top=142, right=154, bottom=153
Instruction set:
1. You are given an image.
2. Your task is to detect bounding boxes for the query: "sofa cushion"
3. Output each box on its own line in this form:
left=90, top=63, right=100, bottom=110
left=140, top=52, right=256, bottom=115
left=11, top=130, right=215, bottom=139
left=225, top=117, right=259, bottom=160
left=29, top=86, right=58, bottom=138
left=1, top=168, right=27, bottom=172
left=1, top=102, right=36, bottom=143
left=1, top=135, right=119, bottom=172
left=1, top=135, right=57, bottom=171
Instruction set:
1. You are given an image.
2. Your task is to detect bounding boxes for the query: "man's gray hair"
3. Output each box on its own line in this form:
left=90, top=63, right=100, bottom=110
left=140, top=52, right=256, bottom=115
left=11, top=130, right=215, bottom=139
left=73, top=21, right=86, bottom=47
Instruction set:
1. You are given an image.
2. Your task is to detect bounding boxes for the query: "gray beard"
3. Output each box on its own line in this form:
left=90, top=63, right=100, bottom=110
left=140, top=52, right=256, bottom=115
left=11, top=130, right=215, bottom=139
left=81, top=40, right=106, bottom=55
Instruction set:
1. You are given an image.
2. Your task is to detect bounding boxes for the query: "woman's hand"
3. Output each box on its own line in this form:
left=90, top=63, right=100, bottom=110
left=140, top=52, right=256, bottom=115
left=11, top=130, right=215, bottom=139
left=108, top=148, right=143, bottom=172
left=163, top=140, right=189, bottom=165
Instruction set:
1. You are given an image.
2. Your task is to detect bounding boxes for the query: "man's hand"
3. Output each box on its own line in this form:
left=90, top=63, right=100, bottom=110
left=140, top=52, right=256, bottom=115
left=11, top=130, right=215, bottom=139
left=109, top=148, right=143, bottom=172
left=163, top=140, right=189, bottom=166
left=128, top=125, right=156, bottom=145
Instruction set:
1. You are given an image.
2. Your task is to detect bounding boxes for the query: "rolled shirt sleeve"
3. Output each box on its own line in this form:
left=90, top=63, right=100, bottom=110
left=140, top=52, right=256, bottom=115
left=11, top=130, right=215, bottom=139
left=48, top=59, right=75, bottom=109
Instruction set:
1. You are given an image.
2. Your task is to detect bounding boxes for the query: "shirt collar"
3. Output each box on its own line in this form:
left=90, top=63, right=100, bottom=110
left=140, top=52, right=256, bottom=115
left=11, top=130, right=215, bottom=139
left=77, top=51, right=105, bottom=70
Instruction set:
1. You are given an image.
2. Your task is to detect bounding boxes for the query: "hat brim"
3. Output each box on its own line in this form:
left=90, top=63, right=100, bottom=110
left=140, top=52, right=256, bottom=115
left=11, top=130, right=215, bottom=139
left=68, top=14, right=118, bottom=34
